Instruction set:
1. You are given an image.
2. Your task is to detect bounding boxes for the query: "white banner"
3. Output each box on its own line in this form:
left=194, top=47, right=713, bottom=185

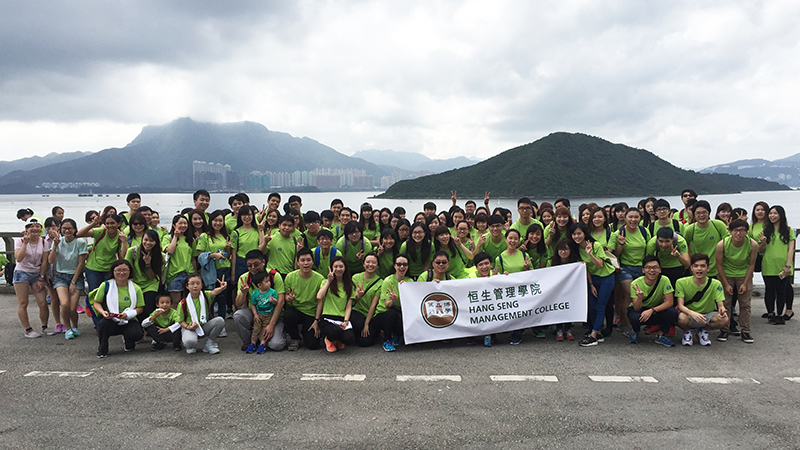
left=399, top=263, right=588, bottom=344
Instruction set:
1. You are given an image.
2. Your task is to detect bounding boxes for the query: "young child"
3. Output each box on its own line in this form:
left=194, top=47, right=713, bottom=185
left=141, top=293, right=182, bottom=351
left=247, top=270, right=279, bottom=354
left=177, top=274, right=227, bottom=355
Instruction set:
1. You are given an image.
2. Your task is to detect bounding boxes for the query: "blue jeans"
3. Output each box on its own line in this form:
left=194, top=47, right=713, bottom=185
left=84, top=268, right=109, bottom=326
left=589, top=274, right=615, bottom=333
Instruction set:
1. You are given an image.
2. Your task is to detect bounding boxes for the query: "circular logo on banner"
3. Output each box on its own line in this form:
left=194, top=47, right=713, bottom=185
left=420, top=293, right=458, bottom=328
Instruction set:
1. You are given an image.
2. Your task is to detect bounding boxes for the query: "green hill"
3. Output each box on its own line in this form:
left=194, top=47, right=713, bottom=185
left=377, top=132, right=790, bottom=198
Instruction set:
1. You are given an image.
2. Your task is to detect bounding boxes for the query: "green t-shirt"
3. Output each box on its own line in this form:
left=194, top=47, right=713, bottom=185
left=335, top=236, right=374, bottom=274
left=362, top=225, right=380, bottom=243
left=321, top=281, right=351, bottom=317
left=579, top=241, right=615, bottom=277
left=86, top=227, right=122, bottom=272
left=721, top=236, right=753, bottom=278
left=379, top=274, right=412, bottom=312
left=683, top=220, right=729, bottom=276
left=377, top=250, right=396, bottom=279
left=124, top=246, right=159, bottom=293
left=283, top=270, right=325, bottom=317
left=231, top=227, right=260, bottom=259
left=147, top=307, right=181, bottom=328
left=479, top=233, right=508, bottom=262
left=525, top=246, right=547, bottom=270
left=266, top=233, right=298, bottom=275
left=748, top=222, right=764, bottom=247
left=510, top=219, right=542, bottom=242
left=609, top=226, right=650, bottom=267
left=177, top=290, right=215, bottom=323
left=224, top=213, right=238, bottom=235
left=164, top=236, right=196, bottom=282
left=399, top=241, right=434, bottom=278
left=645, top=235, right=689, bottom=269
left=762, top=228, right=796, bottom=276
left=302, top=232, right=319, bottom=250
left=629, top=275, right=674, bottom=309
left=352, top=272, right=384, bottom=316
left=90, top=281, right=145, bottom=319
left=675, top=276, right=724, bottom=314
left=591, top=229, right=612, bottom=250
left=196, top=233, right=231, bottom=269
left=544, top=225, right=567, bottom=258
left=494, top=250, right=529, bottom=274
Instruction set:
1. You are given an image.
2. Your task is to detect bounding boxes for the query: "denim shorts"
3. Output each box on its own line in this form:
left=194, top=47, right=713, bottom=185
left=167, top=271, right=188, bottom=292
left=617, top=264, right=643, bottom=282
left=12, top=269, right=40, bottom=285
left=52, top=271, right=86, bottom=291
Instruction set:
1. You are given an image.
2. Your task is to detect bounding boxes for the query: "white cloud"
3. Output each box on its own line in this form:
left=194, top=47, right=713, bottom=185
left=0, top=0, right=799, bottom=168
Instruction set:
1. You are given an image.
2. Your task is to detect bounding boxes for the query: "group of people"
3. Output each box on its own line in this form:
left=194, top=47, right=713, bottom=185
left=9, top=188, right=794, bottom=357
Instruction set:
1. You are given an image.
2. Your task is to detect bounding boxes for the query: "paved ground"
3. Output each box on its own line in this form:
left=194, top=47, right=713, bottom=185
left=2, top=293, right=799, bottom=449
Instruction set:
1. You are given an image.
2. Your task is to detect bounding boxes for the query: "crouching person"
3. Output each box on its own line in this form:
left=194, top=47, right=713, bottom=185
left=676, top=254, right=728, bottom=346
left=178, top=274, right=227, bottom=354
left=627, top=255, right=679, bottom=347
left=90, top=259, right=144, bottom=358
left=142, top=292, right=182, bottom=351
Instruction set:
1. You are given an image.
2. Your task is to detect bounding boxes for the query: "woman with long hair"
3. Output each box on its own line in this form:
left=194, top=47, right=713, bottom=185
left=433, top=225, right=471, bottom=279
left=197, top=210, right=232, bottom=318
left=14, top=219, right=51, bottom=338
left=399, top=222, right=433, bottom=279
left=124, top=229, right=163, bottom=321
left=759, top=205, right=795, bottom=324
left=376, top=229, right=400, bottom=279
left=336, top=221, right=373, bottom=274
left=571, top=222, right=615, bottom=347
left=49, top=218, right=88, bottom=339
left=126, top=212, right=148, bottom=248
left=549, top=238, right=580, bottom=341
left=315, top=256, right=356, bottom=352
left=231, top=205, right=265, bottom=287
left=164, top=214, right=197, bottom=305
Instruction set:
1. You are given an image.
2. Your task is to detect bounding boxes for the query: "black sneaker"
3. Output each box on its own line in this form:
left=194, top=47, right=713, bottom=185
left=741, top=332, right=754, bottom=343
left=729, top=323, right=741, bottom=336
left=762, top=312, right=771, bottom=319
left=768, top=315, right=778, bottom=324
left=580, top=335, right=598, bottom=347
left=717, top=331, right=729, bottom=342
left=151, top=342, right=165, bottom=351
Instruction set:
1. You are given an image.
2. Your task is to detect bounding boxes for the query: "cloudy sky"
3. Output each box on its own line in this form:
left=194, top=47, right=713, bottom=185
left=1, top=1, right=798, bottom=169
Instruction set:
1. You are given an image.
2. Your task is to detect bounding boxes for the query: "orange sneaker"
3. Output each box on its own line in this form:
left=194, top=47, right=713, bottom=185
left=335, top=340, right=345, bottom=350
left=325, top=337, right=337, bottom=353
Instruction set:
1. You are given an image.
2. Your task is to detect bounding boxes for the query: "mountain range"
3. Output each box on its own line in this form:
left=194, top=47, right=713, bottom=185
left=351, top=149, right=477, bottom=173
left=0, top=118, right=390, bottom=193
left=378, top=132, right=790, bottom=198
left=701, top=156, right=800, bottom=187
left=0, top=151, right=92, bottom=177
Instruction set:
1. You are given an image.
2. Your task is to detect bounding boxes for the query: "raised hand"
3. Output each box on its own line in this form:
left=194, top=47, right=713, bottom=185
left=285, top=288, right=296, bottom=302
left=634, top=284, right=644, bottom=298
left=327, top=266, right=335, bottom=282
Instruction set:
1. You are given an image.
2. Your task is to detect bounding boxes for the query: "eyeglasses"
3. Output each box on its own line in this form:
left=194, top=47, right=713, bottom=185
left=246, top=262, right=264, bottom=269
left=682, top=194, right=694, bottom=198
left=395, top=262, right=408, bottom=267
left=643, top=266, right=660, bottom=271
left=131, top=222, right=145, bottom=226
left=113, top=268, right=130, bottom=273
left=433, top=260, right=448, bottom=265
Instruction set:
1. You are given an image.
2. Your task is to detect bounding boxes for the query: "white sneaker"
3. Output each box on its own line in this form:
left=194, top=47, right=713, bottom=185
left=682, top=330, right=693, bottom=346
left=186, top=347, right=197, bottom=354
left=698, top=330, right=711, bottom=346
left=25, top=329, right=42, bottom=338
left=203, top=340, right=220, bottom=354
left=218, top=327, right=227, bottom=338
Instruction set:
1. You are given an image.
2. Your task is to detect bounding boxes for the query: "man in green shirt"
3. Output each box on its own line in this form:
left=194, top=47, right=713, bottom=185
left=683, top=200, right=729, bottom=277
left=264, top=215, right=300, bottom=278
left=627, top=256, right=678, bottom=347
left=283, top=248, right=325, bottom=351
left=676, top=253, right=728, bottom=346
left=510, top=197, right=541, bottom=243
left=646, top=227, right=690, bottom=286
left=714, top=219, right=758, bottom=343
left=233, top=250, right=286, bottom=352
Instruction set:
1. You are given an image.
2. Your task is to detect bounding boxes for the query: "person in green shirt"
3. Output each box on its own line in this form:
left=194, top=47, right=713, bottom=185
left=749, top=201, right=769, bottom=274
left=225, top=194, right=246, bottom=234
left=78, top=213, right=128, bottom=325
left=125, top=212, right=149, bottom=248
left=359, top=203, right=380, bottom=246
left=335, top=221, right=373, bottom=275
left=315, top=256, right=356, bottom=352
left=349, top=253, right=385, bottom=347
left=477, top=214, right=507, bottom=262
left=197, top=210, right=233, bottom=319
left=648, top=199, right=682, bottom=237
left=682, top=200, right=729, bottom=277
left=521, top=223, right=548, bottom=270
left=544, top=207, right=571, bottom=258
left=377, top=254, right=412, bottom=351
left=119, top=192, right=141, bottom=229
left=124, top=229, right=163, bottom=321
left=715, top=219, right=758, bottom=343
left=301, top=211, right=322, bottom=250
left=758, top=205, right=796, bottom=324
left=376, top=229, right=399, bottom=278
left=646, top=227, right=690, bottom=286
left=610, top=207, right=651, bottom=335
left=141, top=293, right=182, bottom=351
left=90, top=260, right=144, bottom=358
left=164, top=215, right=196, bottom=306
left=265, top=214, right=303, bottom=277
left=572, top=222, right=615, bottom=348
left=399, top=222, right=434, bottom=279
left=417, top=250, right=453, bottom=282
left=627, top=255, right=678, bottom=347
left=233, top=250, right=286, bottom=352
left=231, top=205, right=265, bottom=286
left=283, top=248, right=326, bottom=351
left=177, top=273, right=227, bottom=355
left=434, top=226, right=471, bottom=279
left=676, top=253, right=728, bottom=346
left=673, top=189, right=697, bottom=225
